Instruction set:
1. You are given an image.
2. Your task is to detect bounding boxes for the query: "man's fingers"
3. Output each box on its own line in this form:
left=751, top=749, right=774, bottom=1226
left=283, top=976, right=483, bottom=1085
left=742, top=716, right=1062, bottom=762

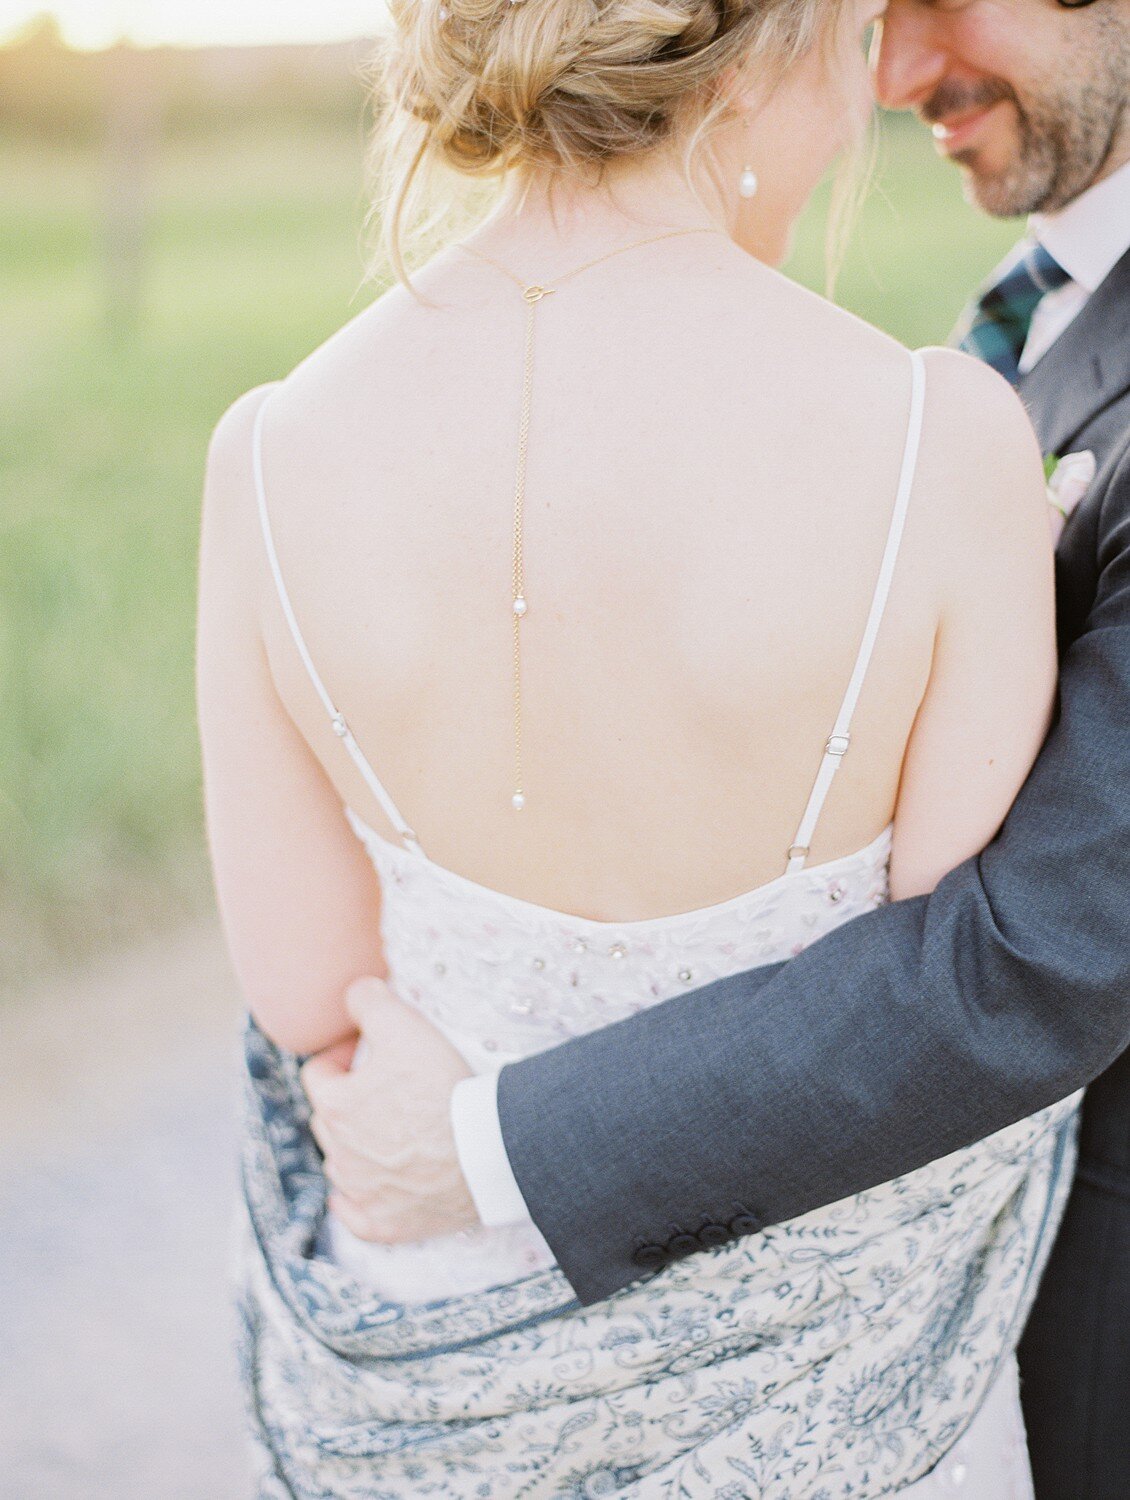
left=308, top=1110, right=334, bottom=1160
left=299, top=1049, right=352, bottom=1111
left=319, top=1037, right=359, bottom=1071
left=329, top=1191, right=392, bottom=1244
left=324, top=1153, right=387, bottom=1200
left=344, top=976, right=396, bottom=1033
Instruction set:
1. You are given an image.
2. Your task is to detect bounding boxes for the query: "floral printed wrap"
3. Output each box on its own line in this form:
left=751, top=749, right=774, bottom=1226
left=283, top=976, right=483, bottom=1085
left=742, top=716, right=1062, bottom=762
left=234, top=1018, right=1079, bottom=1500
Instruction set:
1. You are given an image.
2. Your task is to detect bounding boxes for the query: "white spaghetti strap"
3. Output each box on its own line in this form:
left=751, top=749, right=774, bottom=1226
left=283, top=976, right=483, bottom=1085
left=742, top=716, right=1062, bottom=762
left=251, top=393, right=424, bottom=854
left=786, top=350, right=927, bottom=874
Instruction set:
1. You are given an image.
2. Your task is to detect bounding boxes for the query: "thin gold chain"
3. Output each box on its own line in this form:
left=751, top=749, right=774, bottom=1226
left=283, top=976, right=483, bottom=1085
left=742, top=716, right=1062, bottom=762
left=457, top=225, right=724, bottom=810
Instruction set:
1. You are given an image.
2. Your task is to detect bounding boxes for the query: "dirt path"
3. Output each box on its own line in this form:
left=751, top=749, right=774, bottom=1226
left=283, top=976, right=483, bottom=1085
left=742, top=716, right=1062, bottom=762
left=0, top=918, right=252, bottom=1498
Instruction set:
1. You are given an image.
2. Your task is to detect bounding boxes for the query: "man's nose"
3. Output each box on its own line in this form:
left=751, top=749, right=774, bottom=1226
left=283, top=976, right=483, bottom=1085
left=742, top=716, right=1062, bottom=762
left=872, top=7, right=949, bottom=112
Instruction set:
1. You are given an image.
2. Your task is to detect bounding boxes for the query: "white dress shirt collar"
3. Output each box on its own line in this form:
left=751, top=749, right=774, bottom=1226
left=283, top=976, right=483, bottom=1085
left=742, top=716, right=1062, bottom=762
left=1032, top=157, right=1130, bottom=294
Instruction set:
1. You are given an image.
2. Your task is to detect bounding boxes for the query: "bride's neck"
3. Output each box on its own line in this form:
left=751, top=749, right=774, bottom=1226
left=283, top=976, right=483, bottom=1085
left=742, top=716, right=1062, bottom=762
left=470, top=152, right=760, bottom=268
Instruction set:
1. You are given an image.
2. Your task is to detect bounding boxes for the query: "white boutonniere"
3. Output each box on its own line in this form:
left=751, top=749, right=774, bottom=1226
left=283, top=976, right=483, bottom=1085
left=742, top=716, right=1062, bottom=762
left=1044, top=451, right=1095, bottom=538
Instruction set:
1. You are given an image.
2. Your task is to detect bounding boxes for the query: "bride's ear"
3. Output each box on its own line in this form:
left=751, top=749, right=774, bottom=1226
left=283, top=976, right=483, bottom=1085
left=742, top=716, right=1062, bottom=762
left=712, top=59, right=758, bottom=118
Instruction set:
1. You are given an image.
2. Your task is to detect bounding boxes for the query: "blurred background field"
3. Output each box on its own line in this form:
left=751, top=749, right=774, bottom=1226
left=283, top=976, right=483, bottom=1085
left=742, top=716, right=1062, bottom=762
left=0, top=18, right=1023, bottom=996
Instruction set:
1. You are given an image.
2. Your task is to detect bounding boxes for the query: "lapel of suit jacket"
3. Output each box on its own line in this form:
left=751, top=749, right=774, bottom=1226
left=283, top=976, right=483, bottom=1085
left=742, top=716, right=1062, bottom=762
left=1018, top=245, right=1130, bottom=457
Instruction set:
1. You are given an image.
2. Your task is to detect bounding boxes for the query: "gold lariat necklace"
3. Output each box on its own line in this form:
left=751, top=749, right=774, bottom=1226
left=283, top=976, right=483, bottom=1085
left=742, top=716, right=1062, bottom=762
left=457, top=225, right=723, bottom=811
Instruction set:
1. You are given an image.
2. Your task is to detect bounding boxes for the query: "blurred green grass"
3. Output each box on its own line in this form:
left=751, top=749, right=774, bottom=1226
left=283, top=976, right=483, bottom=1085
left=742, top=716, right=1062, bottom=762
left=0, top=111, right=1021, bottom=992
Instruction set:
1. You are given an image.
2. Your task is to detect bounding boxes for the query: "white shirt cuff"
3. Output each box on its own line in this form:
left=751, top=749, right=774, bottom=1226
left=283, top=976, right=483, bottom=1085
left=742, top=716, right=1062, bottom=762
left=450, top=1071, right=534, bottom=1229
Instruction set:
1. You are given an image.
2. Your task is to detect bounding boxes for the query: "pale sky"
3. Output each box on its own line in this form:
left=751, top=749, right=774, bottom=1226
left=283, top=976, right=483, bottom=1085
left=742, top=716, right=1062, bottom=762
left=0, top=0, right=386, bottom=49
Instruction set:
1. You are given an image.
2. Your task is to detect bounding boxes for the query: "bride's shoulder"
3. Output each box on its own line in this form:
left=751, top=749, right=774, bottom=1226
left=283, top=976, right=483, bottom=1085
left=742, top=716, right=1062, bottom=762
left=203, top=278, right=411, bottom=492
left=740, top=279, right=1051, bottom=564
left=916, top=343, right=1034, bottom=427
left=911, top=346, right=1048, bottom=529
left=212, top=271, right=416, bottom=418
left=889, top=346, right=1052, bottom=625
left=202, top=382, right=277, bottom=529
left=763, top=284, right=1048, bottom=530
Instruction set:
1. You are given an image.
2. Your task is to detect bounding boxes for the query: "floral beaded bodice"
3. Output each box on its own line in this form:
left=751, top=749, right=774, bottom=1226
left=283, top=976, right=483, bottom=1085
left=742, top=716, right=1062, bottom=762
left=345, top=806, right=892, bottom=1077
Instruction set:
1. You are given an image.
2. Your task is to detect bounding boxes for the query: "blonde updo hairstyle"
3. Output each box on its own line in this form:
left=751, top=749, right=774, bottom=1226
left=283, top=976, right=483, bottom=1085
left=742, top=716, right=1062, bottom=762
left=366, top=0, right=853, bottom=287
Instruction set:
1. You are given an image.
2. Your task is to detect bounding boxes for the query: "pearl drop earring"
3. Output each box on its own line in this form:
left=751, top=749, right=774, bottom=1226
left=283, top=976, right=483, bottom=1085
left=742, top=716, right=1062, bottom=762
left=738, top=165, right=759, bottom=199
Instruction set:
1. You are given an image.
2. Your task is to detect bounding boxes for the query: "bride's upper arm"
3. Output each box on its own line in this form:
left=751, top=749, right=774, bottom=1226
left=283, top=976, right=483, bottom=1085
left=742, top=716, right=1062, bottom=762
left=196, top=385, right=386, bottom=1056
left=888, top=348, right=1057, bottom=902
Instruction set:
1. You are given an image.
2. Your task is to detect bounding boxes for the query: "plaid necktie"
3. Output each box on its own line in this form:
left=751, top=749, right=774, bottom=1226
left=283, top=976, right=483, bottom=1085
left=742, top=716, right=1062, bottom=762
left=958, top=241, right=1072, bottom=384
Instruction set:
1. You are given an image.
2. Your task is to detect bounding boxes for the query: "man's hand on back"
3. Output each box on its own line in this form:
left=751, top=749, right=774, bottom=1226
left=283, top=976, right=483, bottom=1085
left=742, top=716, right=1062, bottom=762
left=300, top=978, right=478, bottom=1243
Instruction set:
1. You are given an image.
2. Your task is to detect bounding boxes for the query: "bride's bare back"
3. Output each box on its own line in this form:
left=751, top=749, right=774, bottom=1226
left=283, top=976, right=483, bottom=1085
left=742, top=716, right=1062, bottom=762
left=198, top=232, right=1054, bottom=1053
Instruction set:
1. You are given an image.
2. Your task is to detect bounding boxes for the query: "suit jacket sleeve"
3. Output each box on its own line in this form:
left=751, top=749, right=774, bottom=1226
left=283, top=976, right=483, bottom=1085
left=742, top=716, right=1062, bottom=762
left=496, top=434, right=1130, bottom=1307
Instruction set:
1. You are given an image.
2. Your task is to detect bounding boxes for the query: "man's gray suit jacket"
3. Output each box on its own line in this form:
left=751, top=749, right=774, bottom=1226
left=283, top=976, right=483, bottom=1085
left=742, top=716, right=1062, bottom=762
left=495, top=248, right=1130, bottom=1498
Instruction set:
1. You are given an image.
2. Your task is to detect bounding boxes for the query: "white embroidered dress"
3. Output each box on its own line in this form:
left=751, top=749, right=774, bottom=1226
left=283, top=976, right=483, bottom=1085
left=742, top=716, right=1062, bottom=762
left=236, top=354, right=1079, bottom=1499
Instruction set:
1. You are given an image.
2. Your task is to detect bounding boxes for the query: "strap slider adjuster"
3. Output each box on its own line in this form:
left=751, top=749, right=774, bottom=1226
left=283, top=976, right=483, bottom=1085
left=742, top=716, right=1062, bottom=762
left=826, top=734, right=851, bottom=758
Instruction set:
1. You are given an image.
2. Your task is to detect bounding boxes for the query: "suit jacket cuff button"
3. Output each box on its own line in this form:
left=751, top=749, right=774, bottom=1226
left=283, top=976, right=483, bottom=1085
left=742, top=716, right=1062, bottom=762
left=666, top=1233, right=700, bottom=1260
left=630, top=1241, right=667, bottom=1270
left=728, top=1213, right=759, bottom=1236
left=697, top=1222, right=731, bottom=1247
